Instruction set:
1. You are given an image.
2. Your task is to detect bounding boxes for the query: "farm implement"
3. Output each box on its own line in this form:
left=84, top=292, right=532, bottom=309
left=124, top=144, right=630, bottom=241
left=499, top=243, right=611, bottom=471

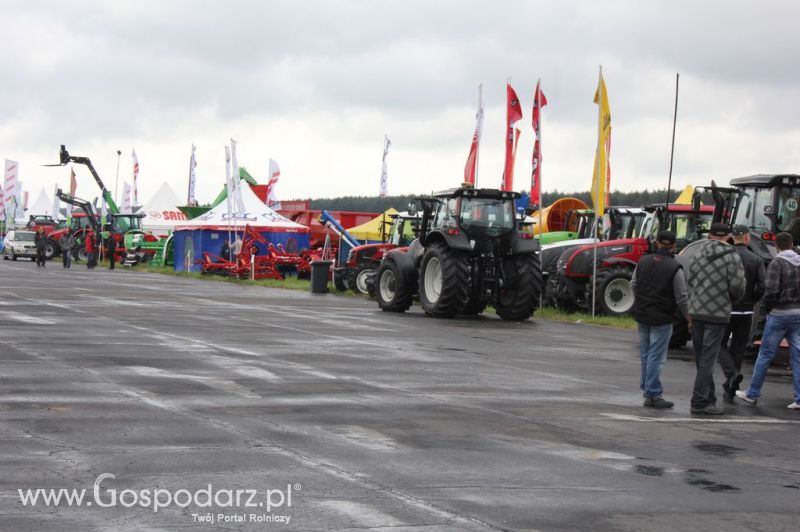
left=197, top=225, right=303, bottom=280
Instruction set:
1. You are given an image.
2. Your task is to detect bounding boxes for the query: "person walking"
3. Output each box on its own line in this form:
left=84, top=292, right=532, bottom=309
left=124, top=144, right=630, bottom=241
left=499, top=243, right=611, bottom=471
left=59, top=229, right=75, bottom=269
left=687, top=222, right=746, bottom=415
left=718, top=225, right=766, bottom=402
left=85, top=229, right=96, bottom=269
left=631, top=230, right=690, bottom=409
left=34, top=228, right=47, bottom=267
left=107, top=235, right=117, bottom=270
left=737, top=232, right=800, bottom=409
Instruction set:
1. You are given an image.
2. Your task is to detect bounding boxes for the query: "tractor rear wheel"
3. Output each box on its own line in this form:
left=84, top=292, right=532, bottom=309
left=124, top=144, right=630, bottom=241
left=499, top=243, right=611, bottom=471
left=495, top=253, right=543, bottom=320
left=76, top=248, right=88, bottom=262
left=589, top=265, right=635, bottom=316
left=375, top=255, right=415, bottom=312
left=419, top=243, right=469, bottom=317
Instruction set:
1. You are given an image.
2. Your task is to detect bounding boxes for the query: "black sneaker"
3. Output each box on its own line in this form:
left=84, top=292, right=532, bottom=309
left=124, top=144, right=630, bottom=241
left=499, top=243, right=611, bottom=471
left=730, top=372, right=744, bottom=393
left=691, top=404, right=725, bottom=415
left=644, top=396, right=674, bottom=409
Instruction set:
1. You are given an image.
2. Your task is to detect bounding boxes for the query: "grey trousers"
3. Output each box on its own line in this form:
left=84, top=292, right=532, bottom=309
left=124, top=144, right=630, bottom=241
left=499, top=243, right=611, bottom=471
left=691, top=319, right=728, bottom=409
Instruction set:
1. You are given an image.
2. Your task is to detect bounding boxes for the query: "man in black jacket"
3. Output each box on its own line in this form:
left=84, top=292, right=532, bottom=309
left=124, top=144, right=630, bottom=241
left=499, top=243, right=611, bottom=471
left=719, top=225, right=765, bottom=402
left=631, top=230, right=690, bottom=409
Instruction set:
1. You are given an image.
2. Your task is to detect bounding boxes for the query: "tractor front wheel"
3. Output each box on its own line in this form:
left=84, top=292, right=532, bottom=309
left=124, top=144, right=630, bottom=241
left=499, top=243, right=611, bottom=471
left=375, top=255, right=415, bottom=312
left=333, top=269, right=349, bottom=292
left=589, top=266, right=635, bottom=317
left=419, top=243, right=469, bottom=318
left=353, top=266, right=375, bottom=294
left=495, top=253, right=543, bottom=321
left=44, top=240, right=57, bottom=260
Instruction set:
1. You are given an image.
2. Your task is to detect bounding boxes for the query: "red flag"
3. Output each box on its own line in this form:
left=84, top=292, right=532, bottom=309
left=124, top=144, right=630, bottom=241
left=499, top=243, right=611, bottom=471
left=502, top=83, right=523, bottom=191
left=69, top=167, right=77, bottom=195
left=464, top=84, right=484, bottom=186
left=530, top=79, right=548, bottom=207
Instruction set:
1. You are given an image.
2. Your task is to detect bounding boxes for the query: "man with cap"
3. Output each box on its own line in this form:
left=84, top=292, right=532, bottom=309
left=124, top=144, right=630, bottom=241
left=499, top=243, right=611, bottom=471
left=718, top=224, right=765, bottom=402
left=631, top=230, right=689, bottom=409
left=687, top=222, right=746, bottom=415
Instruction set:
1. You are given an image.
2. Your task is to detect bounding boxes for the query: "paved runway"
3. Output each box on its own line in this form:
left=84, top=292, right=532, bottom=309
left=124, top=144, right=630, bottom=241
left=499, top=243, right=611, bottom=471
left=0, top=260, right=798, bottom=531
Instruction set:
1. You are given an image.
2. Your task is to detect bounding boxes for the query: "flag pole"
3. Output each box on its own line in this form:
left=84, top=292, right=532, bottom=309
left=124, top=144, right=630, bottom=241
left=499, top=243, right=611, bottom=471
left=536, top=79, right=544, bottom=309
left=475, top=83, right=482, bottom=187
left=665, top=73, right=680, bottom=205
left=592, top=66, right=603, bottom=318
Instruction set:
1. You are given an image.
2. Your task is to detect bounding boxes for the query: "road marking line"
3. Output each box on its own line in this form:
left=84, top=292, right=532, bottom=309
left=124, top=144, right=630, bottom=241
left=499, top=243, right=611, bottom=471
left=601, top=413, right=800, bottom=424
left=0, top=310, right=55, bottom=325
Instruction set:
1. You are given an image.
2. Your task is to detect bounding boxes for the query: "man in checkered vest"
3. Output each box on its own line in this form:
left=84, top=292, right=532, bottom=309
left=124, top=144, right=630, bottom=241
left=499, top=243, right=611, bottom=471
left=687, top=223, right=746, bottom=415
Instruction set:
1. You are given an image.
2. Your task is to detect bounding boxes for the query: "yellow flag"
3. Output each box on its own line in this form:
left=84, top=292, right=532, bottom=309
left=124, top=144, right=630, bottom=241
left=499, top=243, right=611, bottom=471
left=591, top=70, right=611, bottom=217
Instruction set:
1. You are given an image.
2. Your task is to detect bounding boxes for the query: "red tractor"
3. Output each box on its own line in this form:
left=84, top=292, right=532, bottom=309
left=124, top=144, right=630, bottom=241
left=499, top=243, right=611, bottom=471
left=549, top=202, right=717, bottom=316
left=333, top=212, right=420, bottom=294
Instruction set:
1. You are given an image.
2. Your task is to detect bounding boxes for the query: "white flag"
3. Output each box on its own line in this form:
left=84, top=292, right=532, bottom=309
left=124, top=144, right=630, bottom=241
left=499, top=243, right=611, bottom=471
left=0, top=174, right=4, bottom=222
left=101, top=194, right=108, bottom=225
left=379, top=135, right=391, bottom=197
left=4, top=159, right=19, bottom=223
left=122, top=182, right=132, bottom=213
left=16, top=183, right=25, bottom=221
left=267, top=158, right=281, bottom=209
left=187, top=144, right=198, bottom=206
left=230, top=138, right=245, bottom=216
left=52, top=183, right=60, bottom=220
left=131, top=149, right=139, bottom=207
left=224, top=146, right=234, bottom=216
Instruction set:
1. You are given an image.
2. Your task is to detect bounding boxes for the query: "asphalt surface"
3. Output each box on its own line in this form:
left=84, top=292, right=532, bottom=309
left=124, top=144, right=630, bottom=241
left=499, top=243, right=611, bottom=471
left=0, top=259, right=798, bottom=532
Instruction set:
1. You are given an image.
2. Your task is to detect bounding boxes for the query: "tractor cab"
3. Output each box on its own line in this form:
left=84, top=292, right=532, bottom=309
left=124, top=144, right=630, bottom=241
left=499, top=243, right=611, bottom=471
left=420, top=188, right=520, bottom=247
left=730, top=174, right=800, bottom=261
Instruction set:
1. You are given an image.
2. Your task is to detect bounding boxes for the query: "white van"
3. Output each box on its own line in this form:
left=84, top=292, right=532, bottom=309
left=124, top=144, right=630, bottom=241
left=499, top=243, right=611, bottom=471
left=2, top=230, right=37, bottom=261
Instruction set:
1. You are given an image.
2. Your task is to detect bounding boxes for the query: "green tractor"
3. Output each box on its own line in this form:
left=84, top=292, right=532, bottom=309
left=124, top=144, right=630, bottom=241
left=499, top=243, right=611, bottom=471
left=374, top=186, right=542, bottom=320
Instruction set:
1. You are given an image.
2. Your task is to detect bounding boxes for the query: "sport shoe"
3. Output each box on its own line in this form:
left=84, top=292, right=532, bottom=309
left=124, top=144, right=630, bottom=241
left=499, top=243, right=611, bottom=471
left=691, top=404, right=725, bottom=415
left=788, top=402, right=800, bottom=410
left=735, top=390, right=757, bottom=405
left=644, top=396, right=674, bottom=409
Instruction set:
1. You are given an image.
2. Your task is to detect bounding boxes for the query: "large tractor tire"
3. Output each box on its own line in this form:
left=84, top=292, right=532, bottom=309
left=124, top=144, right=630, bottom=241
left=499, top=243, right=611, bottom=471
left=375, top=253, right=416, bottom=313
left=419, top=243, right=470, bottom=317
left=496, top=253, right=543, bottom=321
left=75, top=248, right=88, bottom=262
left=44, top=240, right=57, bottom=260
left=352, top=266, right=375, bottom=295
left=588, top=265, right=635, bottom=317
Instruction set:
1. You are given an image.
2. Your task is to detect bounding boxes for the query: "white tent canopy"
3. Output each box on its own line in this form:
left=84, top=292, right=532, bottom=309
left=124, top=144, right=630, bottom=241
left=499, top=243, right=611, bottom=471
left=175, top=183, right=307, bottom=232
left=27, top=187, right=56, bottom=217
left=140, top=182, right=187, bottom=234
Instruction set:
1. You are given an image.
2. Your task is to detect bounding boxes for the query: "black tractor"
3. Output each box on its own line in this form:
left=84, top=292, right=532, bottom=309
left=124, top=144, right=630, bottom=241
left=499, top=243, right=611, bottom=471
left=374, top=186, right=543, bottom=320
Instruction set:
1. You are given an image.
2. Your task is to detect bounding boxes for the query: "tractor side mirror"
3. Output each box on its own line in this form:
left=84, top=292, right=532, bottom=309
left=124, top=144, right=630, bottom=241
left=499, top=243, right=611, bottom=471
left=59, top=145, right=69, bottom=165
left=407, top=203, right=417, bottom=216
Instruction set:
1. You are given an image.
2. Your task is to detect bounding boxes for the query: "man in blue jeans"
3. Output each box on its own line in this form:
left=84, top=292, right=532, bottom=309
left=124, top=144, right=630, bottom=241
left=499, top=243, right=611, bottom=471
left=631, top=230, right=690, bottom=409
left=737, top=232, right=800, bottom=409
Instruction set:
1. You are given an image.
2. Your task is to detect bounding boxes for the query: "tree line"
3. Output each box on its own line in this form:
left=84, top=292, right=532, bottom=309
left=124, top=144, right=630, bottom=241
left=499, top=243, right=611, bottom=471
left=301, top=188, right=689, bottom=213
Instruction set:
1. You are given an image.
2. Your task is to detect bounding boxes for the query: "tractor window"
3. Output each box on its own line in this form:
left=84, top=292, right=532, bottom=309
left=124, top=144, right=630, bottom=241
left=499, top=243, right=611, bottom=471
left=433, top=198, right=457, bottom=229
left=734, top=190, right=754, bottom=227
left=775, top=186, right=800, bottom=233
left=460, top=198, right=515, bottom=237
left=752, top=188, right=772, bottom=231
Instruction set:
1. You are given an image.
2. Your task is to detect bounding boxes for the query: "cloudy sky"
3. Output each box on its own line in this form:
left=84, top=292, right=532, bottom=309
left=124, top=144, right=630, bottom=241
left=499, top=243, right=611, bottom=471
left=2, top=0, right=799, bottom=208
